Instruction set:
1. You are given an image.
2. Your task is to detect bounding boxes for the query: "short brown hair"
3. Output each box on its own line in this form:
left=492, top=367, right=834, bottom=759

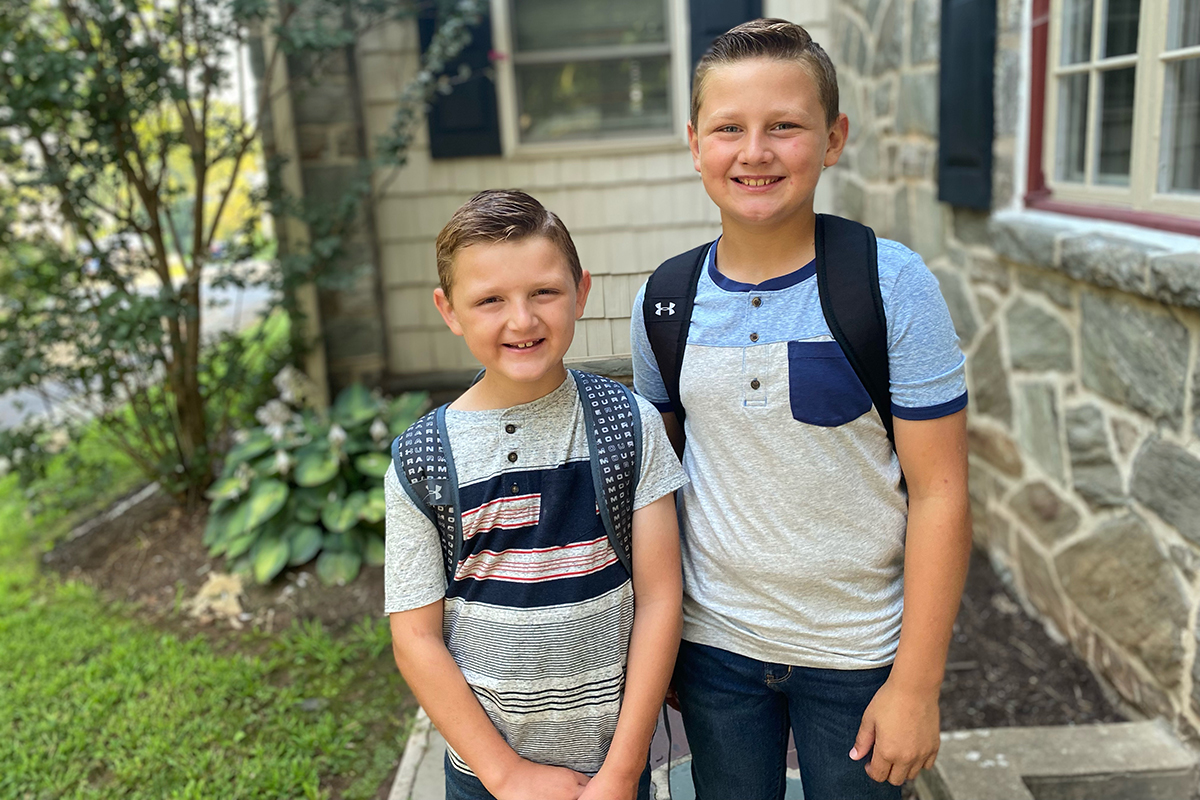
left=435, top=189, right=582, bottom=299
left=690, top=19, right=839, bottom=129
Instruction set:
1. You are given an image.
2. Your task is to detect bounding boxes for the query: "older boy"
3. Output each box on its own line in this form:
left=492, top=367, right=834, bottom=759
left=386, top=190, right=687, bottom=800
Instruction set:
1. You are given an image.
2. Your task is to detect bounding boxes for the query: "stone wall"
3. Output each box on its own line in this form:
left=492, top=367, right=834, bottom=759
left=828, top=0, right=1200, bottom=734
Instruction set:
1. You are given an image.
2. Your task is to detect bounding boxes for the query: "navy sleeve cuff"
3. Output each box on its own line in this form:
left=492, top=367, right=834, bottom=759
left=651, top=399, right=674, bottom=413
left=891, top=391, right=968, bottom=421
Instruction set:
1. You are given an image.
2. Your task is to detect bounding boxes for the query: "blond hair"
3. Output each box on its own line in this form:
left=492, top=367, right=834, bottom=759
left=690, top=19, right=839, bottom=129
left=435, top=189, right=582, bottom=299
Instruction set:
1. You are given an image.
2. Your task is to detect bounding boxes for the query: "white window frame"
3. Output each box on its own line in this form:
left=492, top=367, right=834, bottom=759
left=1043, top=0, right=1200, bottom=218
left=489, top=0, right=692, bottom=157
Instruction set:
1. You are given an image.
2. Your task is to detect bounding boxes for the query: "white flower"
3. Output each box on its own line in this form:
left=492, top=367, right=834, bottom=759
left=273, top=449, right=292, bottom=477
left=328, top=424, right=347, bottom=448
left=232, top=429, right=251, bottom=445
left=370, top=418, right=389, bottom=443
left=11, top=447, right=25, bottom=464
left=273, top=365, right=317, bottom=407
left=234, top=462, right=255, bottom=490
left=256, top=399, right=291, bottom=428
left=0, top=456, right=10, bottom=477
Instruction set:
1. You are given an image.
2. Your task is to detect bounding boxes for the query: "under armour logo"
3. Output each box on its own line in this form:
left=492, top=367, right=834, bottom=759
left=655, top=302, right=676, bottom=316
left=427, top=484, right=443, bottom=502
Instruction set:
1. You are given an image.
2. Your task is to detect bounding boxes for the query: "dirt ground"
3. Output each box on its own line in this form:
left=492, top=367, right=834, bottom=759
left=45, top=488, right=1123, bottom=798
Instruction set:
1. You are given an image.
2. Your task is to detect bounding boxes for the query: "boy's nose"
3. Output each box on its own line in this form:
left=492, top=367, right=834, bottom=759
left=740, top=130, right=773, bottom=163
left=507, top=299, right=535, bottom=329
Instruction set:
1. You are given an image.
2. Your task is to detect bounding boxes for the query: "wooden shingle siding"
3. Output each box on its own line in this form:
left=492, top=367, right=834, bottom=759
left=361, top=4, right=831, bottom=376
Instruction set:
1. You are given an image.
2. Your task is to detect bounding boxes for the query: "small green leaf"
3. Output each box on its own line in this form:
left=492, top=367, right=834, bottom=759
left=354, top=452, right=390, bottom=478
left=245, top=479, right=289, bottom=531
left=225, top=431, right=274, bottom=466
left=209, top=502, right=253, bottom=555
left=359, top=487, right=385, bottom=523
left=332, top=384, right=379, bottom=428
left=225, top=530, right=257, bottom=559
left=205, top=476, right=244, bottom=501
left=253, top=538, right=290, bottom=584
left=316, top=550, right=362, bottom=586
left=203, top=507, right=232, bottom=547
left=388, top=392, right=429, bottom=432
left=321, top=491, right=365, bottom=533
left=364, top=534, right=386, bottom=567
left=294, top=451, right=339, bottom=487
left=295, top=504, right=320, bottom=523
left=286, top=524, right=323, bottom=566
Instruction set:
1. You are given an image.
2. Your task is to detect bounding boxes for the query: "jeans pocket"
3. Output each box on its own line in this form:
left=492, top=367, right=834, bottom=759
left=787, top=340, right=872, bottom=426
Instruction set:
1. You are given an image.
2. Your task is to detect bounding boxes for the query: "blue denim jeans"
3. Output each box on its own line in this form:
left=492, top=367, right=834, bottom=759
left=443, top=753, right=652, bottom=800
left=674, top=640, right=902, bottom=800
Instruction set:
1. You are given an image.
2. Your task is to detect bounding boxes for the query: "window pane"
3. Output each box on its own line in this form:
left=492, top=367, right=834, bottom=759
left=1162, top=57, right=1200, bottom=192
left=1062, top=0, right=1094, bottom=63
left=516, top=57, right=671, bottom=143
left=1103, top=0, right=1140, bottom=56
left=1168, top=0, right=1200, bottom=49
left=1095, top=66, right=1135, bottom=184
left=1057, top=73, right=1089, bottom=181
left=512, top=0, right=667, bottom=52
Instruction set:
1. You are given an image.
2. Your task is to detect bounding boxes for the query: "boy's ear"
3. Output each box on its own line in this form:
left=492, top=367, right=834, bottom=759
left=432, top=287, right=464, bottom=337
left=824, top=113, right=850, bottom=168
left=687, top=120, right=702, bottom=173
left=574, top=270, right=593, bottom=320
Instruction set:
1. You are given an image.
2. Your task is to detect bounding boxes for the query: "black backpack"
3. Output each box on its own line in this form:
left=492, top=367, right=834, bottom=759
left=642, top=214, right=895, bottom=447
left=390, top=369, right=643, bottom=583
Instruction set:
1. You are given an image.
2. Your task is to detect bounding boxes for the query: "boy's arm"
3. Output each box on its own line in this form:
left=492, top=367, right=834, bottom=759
left=660, top=411, right=684, bottom=459
left=582, top=492, right=683, bottom=800
left=851, top=409, right=971, bottom=786
left=389, top=603, right=589, bottom=800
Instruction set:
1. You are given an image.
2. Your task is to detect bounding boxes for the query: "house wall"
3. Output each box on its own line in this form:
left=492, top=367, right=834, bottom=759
left=828, top=0, right=1200, bottom=734
left=332, top=0, right=831, bottom=386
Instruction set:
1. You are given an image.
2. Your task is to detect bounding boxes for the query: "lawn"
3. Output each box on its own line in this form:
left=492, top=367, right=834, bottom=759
left=0, top=421, right=414, bottom=799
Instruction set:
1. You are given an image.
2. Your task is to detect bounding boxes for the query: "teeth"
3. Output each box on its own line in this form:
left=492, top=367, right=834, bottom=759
left=740, top=178, right=778, bottom=187
left=511, top=341, right=538, bottom=349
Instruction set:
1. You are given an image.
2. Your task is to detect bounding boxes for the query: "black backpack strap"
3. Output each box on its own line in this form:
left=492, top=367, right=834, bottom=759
left=814, top=214, right=894, bottom=448
left=391, top=405, right=463, bottom=583
left=642, top=242, right=712, bottom=425
left=571, top=369, right=641, bottom=577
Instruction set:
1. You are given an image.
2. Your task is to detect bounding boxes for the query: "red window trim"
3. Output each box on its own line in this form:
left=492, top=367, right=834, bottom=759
left=1024, top=0, right=1200, bottom=237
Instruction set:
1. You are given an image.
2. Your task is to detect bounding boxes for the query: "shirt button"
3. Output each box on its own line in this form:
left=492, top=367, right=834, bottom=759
left=505, top=424, right=517, bottom=434
left=751, top=297, right=762, bottom=307
left=750, top=379, right=761, bottom=390
left=749, top=332, right=759, bottom=342
left=507, top=451, right=518, bottom=463
left=511, top=484, right=520, bottom=495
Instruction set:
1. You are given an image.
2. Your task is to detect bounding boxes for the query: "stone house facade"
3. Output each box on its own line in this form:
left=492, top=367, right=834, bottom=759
left=826, top=0, right=1200, bottom=737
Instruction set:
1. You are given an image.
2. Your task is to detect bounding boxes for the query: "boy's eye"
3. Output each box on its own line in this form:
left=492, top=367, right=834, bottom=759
left=477, top=296, right=501, bottom=306
left=716, top=125, right=740, bottom=133
left=535, top=288, right=559, bottom=296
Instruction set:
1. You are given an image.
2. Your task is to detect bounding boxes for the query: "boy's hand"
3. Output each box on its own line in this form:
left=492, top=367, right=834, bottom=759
left=487, top=759, right=589, bottom=800
left=849, top=677, right=940, bottom=785
left=577, top=764, right=641, bottom=800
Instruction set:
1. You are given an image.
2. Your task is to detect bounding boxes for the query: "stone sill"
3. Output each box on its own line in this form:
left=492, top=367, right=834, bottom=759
left=989, top=209, right=1200, bottom=310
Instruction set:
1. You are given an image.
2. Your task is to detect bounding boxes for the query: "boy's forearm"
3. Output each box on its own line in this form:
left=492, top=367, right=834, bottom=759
left=890, top=492, right=971, bottom=692
left=601, top=593, right=682, bottom=778
left=389, top=611, right=522, bottom=786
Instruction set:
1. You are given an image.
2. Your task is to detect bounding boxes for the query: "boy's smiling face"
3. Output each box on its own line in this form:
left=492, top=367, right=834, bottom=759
left=689, top=57, right=848, bottom=232
left=434, top=236, right=590, bottom=403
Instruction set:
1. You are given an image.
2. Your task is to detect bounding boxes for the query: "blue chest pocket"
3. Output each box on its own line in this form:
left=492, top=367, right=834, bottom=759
left=787, top=340, right=873, bottom=426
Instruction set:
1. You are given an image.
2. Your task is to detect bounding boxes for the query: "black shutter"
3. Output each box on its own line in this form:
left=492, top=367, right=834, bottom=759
left=417, top=9, right=502, bottom=159
left=937, top=0, right=996, bottom=209
left=689, top=0, right=763, bottom=75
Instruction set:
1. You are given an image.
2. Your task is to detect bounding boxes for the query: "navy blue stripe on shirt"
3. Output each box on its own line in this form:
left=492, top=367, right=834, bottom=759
left=891, top=391, right=968, bottom=421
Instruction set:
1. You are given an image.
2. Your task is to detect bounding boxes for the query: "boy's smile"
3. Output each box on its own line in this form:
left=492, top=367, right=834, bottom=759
left=434, top=236, right=590, bottom=408
left=689, top=58, right=847, bottom=234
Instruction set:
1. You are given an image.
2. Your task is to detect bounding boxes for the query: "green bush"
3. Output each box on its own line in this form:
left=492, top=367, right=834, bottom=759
left=204, top=379, right=427, bottom=586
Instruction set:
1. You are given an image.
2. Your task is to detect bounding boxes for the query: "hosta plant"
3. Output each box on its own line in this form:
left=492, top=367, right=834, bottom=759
left=203, top=370, right=427, bottom=585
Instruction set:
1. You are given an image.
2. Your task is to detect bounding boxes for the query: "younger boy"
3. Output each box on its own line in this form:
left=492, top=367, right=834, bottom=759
left=386, top=189, right=687, bottom=800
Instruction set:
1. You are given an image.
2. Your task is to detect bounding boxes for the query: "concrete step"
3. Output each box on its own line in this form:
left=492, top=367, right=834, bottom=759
left=915, top=721, right=1198, bottom=800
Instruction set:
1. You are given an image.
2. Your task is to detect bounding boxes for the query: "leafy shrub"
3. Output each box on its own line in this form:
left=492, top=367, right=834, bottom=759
left=203, top=374, right=427, bottom=585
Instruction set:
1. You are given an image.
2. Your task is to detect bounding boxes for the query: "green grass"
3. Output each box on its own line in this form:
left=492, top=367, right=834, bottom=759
left=0, top=377, right=415, bottom=798
left=0, top=588, right=410, bottom=800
